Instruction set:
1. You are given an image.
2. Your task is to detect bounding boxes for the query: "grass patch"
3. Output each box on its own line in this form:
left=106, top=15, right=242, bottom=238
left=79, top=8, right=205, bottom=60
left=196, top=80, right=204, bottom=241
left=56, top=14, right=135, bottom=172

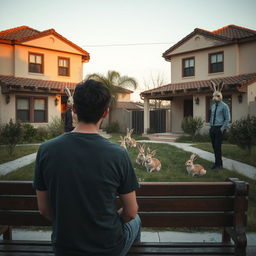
left=193, top=143, right=256, bottom=167
left=109, top=133, right=149, bottom=144
left=0, top=145, right=39, bottom=164
left=1, top=136, right=255, bottom=232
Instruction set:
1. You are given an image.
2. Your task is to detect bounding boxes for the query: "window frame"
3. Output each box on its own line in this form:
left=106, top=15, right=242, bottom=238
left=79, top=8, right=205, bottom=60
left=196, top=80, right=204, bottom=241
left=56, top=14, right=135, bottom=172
left=28, top=52, right=44, bottom=74
left=208, top=51, right=224, bottom=74
left=16, top=96, right=48, bottom=123
left=58, top=57, right=70, bottom=76
left=182, top=57, right=195, bottom=77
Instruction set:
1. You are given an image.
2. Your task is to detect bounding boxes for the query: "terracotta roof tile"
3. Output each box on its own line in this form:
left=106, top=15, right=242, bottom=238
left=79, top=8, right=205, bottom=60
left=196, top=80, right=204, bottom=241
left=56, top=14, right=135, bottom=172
left=0, top=26, right=40, bottom=40
left=141, top=73, right=256, bottom=97
left=0, top=75, right=77, bottom=92
left=116, top=101, right=143, bottom=110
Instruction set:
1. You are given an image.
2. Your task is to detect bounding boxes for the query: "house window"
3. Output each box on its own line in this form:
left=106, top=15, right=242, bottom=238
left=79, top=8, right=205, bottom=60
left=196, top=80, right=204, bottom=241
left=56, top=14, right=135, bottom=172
left=17, top=98, right=30, bottom=122
left=206, top=95, right=232, bottom=122
left=16, top=97, right=47, bottom=123
left=34, top=99, right=46, bottom=122
left=58, top=57, right=70, bottom=76
left=183, top=57, right=195, bottom=77
left=29, top=53, right=43, bottom=73
left=209, top=52, right=223, bottom=73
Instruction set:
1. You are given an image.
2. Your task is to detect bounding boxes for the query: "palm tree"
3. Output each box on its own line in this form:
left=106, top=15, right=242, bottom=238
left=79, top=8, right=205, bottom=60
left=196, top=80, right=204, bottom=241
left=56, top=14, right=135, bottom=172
left=87, top=70, right=138, bottom=104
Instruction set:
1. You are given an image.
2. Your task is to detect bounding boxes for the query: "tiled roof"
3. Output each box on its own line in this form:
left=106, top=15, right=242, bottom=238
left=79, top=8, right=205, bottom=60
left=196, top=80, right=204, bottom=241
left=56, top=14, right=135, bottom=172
left=212, top=25, right=256, bottom=39
left=163, top=25, right=256, bottom=58
left=0, top=26, right=90, bottom=61
left=141, top=73, right=256, bottom=97
left=0, top=26, right=40, bottom=40
left=116, top=101, right=143, bottom=110
left=0, top=75, right=77, bottom=92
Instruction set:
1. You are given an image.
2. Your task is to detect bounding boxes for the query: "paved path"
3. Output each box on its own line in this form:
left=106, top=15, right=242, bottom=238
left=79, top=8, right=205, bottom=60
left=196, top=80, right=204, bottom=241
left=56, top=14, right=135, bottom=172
left=138, top=140, right=256, bottom=180
left=1, top=229, right=256, bottom=245
left=1, top=141, right=256, bottom=180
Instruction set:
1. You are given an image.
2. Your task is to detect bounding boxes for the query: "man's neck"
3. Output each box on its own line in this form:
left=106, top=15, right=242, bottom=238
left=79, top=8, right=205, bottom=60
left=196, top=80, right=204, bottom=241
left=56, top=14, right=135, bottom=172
left=72, top=120, right=102, bottom=134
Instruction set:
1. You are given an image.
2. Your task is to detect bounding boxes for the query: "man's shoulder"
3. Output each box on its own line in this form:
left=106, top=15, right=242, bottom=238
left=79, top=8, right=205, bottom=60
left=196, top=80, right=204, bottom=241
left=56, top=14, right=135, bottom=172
left=39, top=134, right=66, bottom=151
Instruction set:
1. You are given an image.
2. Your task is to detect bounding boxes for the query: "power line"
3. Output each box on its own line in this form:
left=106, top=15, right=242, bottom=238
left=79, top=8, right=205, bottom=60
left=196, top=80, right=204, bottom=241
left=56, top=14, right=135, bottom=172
left=81, top=42, right=175, bottom=47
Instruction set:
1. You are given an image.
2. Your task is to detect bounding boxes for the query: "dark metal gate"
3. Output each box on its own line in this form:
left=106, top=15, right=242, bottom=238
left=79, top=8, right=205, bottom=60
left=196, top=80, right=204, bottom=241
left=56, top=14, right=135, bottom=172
left=132, top=111, right=144, bottom=134
left=150, top=109, right=166, bottom=133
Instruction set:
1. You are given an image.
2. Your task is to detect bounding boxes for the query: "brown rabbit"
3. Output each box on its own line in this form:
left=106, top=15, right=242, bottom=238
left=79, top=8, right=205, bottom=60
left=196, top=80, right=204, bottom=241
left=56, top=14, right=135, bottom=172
left=125, top=128, right=137, bottom=148
left=136, top=144, right=146, bottom=165
left=144, top=147, right=161, bottom=173
left=185, top=153, right=206, bottom=176
left=120, top=136, right=127, bottom=150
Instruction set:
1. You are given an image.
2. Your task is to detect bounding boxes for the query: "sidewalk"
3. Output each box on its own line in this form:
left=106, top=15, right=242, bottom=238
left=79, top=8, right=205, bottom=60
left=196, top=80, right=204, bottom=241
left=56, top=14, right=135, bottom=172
left=2, top=229, right=256, bottom=246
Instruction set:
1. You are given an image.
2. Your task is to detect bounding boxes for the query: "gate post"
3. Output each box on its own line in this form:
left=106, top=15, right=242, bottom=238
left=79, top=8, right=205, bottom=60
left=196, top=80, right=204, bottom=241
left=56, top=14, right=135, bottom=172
left=144, top=97, right=150, bottom=134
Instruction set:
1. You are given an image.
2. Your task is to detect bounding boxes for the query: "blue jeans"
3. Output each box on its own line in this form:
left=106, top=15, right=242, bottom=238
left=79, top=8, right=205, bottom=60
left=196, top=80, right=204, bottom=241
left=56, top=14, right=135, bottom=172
left=119, top=214, right=141, bottom=256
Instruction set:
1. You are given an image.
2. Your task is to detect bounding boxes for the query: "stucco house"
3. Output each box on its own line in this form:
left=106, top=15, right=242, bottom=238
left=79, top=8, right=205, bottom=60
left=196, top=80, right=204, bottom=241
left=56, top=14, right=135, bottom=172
left=0, top=26, right=90, bottom=127
left=141, top=25, right=256, bottom=133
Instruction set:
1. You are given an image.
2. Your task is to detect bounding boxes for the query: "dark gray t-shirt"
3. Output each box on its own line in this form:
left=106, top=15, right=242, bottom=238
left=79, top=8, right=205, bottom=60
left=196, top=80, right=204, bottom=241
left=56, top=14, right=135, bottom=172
left=33, top=132, right=139, bottom=256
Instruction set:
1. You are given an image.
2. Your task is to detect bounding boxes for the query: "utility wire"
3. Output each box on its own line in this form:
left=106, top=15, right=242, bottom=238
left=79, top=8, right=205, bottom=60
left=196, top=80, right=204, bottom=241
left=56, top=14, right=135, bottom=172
left=81, top=42, right=175, bottom=47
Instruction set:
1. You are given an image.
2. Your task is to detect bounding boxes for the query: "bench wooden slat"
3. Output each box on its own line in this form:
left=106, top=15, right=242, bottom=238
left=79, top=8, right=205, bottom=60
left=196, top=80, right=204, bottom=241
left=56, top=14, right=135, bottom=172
left=1, top=196, right=236, bottom=212
left=0, top=181, right=236, bottom=196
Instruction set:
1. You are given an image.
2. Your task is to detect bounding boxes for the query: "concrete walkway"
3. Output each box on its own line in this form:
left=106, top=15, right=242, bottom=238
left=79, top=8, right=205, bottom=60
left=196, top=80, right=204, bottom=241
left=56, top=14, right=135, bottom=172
left=1, top=229, right=256, bottom=245
left=138, top=140, right=256, bottom=180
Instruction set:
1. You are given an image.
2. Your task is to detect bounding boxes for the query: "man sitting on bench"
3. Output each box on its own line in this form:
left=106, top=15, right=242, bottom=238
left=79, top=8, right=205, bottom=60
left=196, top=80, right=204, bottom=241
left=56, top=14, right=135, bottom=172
left=33, top=79, right=141, bottom=256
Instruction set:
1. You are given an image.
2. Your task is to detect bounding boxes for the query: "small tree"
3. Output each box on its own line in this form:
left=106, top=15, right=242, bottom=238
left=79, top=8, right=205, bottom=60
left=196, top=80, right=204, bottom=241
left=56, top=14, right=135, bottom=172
left=228, top=116, right=256, bottom=155
left=22, top=123, right=37, bottom=143
left=1, top=119, right=23, bottom=155
left=181, top=116, right=204, bottom=139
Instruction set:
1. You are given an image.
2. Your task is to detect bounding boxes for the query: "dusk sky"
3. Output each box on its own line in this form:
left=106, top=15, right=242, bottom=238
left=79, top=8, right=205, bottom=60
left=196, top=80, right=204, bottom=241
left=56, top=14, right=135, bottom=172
left=1, top=0, right=255, bottom=100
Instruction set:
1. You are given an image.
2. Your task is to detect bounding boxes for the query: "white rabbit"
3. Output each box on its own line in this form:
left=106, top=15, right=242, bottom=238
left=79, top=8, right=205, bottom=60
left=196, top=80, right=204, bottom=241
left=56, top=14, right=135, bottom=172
left=136, top=144, right=146, bottom=165
left=210, top=81, right=224, bottom=102
left=120, top=136, right=127, bottom=150
left=185, top=153, right=206, bottom=176
left=144, top=147, right=161, bottom=173
left=125, top=128, right=137, bottom=148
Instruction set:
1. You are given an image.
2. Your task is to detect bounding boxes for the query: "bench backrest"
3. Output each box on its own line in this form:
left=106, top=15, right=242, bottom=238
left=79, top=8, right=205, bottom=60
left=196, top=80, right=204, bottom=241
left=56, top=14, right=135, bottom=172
left=0, top=178, right=249, bottom=228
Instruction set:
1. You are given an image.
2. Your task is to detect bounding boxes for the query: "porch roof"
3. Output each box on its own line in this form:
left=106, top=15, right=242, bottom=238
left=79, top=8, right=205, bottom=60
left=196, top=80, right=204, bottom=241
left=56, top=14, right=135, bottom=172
left=140, top=73, right=256, bottom=100
left=0, top=75, right=78, bottom=95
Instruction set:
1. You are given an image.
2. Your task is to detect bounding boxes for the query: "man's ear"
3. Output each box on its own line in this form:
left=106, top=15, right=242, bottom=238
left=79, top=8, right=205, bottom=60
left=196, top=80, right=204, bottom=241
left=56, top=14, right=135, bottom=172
left=102, top=108, right=109, bottom=118
left=72, top=105, right=77, bottom=114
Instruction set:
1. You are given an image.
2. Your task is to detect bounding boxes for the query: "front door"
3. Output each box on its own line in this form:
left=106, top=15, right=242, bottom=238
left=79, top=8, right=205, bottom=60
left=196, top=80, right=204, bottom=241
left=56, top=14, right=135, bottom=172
left=184, top=99, right=193, bottom=117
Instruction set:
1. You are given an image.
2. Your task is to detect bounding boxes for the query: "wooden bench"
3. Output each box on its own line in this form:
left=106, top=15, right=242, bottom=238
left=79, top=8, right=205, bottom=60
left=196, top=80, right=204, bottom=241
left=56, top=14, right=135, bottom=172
left=0, top=178, right=250, bottom=256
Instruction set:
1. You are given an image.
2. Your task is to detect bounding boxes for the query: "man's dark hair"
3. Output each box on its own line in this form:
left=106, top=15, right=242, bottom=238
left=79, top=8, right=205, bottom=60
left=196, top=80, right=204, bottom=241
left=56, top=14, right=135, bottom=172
left=73, top=79, right=111, bottom=123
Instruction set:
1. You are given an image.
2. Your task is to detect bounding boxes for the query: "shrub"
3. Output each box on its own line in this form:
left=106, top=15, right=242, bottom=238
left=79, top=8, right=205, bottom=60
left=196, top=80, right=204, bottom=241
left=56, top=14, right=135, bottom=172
left=47, top=117, right=64, bottom=138
left=228, top=116, right=256, bottom=154
left=106, top=121, right=120, bottom=133
left=1, top=119, right=23, bottom=155
left=22, top=123, right=37, bottom=143
left=35, top=126, right=49, bottom=141
left=181, top=116, right=204, bottom=139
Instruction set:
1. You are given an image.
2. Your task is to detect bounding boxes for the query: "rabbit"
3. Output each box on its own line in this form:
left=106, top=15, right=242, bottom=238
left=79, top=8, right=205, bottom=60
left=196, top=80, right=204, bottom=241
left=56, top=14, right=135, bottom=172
left=64, top=87, right=77, bottom=128
left=125, top=128, right=137, bottom=148
left=136, top=144, right=146, bottom=165
left=210, top=81, right=224, bottom=102
left=120, top=136, right=127, bottom=150
left=64, top=87, right=74, bottom=108
left=185, top=153, right=206, bottom=176
left=144, top=147, right=161, bottom=173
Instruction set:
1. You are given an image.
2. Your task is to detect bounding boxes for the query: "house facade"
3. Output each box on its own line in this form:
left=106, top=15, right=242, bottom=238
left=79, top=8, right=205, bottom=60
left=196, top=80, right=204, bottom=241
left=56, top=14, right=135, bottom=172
left=0, top=26, right=90, bottom=127
left=141, top=25, right=256, bottom=133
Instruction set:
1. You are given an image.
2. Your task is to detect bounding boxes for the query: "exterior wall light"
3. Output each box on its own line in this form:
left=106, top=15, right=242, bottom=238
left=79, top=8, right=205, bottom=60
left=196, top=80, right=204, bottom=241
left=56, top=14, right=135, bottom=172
left=55, top=97, right=59, bottom=106
left=195, top=97, right=200, bottom=105
left=238, top=94, right=243, bottom=103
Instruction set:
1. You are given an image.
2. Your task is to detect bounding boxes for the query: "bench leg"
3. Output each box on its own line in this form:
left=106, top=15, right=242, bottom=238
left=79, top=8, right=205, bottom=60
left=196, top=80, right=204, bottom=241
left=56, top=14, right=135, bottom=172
left=222, top=228, right=231, bottom=243
left=3, top=226, right=12, bottom=240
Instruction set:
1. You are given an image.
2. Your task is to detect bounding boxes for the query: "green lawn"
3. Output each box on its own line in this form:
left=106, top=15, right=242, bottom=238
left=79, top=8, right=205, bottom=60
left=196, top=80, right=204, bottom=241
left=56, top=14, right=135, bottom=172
left=192, top=143, right=256, bottom=167
left=0, top=136, right=255, bottom=231
left=0, top=145, right=40, bottom=164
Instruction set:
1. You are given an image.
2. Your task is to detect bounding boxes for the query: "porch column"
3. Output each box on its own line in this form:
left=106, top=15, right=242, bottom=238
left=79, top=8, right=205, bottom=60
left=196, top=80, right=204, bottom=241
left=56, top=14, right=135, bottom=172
left=144, top=97, right=150, bottom=134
